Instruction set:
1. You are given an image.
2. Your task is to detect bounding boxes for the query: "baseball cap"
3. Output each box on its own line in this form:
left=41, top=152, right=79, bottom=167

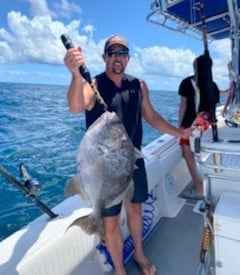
left=104, top=35, right=129, bottom=53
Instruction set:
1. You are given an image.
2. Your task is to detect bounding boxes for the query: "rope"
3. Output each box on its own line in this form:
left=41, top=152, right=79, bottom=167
left=90, top=82, right=108, bottom=112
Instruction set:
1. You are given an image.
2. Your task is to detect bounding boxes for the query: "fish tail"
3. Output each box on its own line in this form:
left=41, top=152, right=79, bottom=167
left=66, top=214, right=104, bottom=238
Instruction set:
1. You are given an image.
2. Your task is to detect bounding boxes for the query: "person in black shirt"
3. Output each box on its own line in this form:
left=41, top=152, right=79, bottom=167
left=178, top=56, right=220, bottom=198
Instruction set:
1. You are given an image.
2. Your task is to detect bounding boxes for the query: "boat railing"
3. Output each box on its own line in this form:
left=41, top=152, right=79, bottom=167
left=197, top=145, right=240, bottom=170
left=195, top=145, right=240, bottom=205
left=146, top=0, right=233, bottom=41
left=147, top=0, right=204, bottom=40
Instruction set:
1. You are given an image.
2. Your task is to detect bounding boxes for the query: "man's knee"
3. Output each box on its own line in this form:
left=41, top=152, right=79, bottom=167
left=125, top=202, right=141, bottom=217
left=103, top=215, right=120, bottom=233
left=182, top=145, right=193, bottom=159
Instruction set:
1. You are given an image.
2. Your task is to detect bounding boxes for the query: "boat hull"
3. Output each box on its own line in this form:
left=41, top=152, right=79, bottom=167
left=0, top=134, right=190, bottom=274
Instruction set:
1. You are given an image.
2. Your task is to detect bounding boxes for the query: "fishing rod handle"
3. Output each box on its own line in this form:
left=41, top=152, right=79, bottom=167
left=61, top=33, right=92, bottom=84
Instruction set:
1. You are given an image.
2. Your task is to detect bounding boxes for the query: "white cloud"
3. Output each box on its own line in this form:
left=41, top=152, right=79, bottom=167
left=209, top=39, right=231, bottom=89
left=136, top=46, right=196, bottom=77
left=126, top=39, right=231, bottom=90
left=125, top=45, right=196, bottom=90
left=24, top=0, right=52, bottom=17
left=51, top=0, right=82, bottom=19
left=23, top=0, right=81, bottom=19
left=0, top=2, right=233, bottom=90
left=0, top=11, right=88, bottom=65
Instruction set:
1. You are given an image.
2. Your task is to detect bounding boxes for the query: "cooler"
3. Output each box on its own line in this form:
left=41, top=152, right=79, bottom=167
left=214, top=191, right=240, bottom=275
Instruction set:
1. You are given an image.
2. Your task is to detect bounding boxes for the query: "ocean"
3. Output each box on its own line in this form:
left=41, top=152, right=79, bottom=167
left=0, top=82, right=226, bottom=241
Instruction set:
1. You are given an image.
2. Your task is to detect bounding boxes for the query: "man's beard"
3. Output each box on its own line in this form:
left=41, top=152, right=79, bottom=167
left=111, top=61, right=124, bottom=74
left=112, top=67, right=124, bottom=74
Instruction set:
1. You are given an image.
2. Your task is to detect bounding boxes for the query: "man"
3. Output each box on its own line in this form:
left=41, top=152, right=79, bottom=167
left=64, top=34, right=192, bottom=275
left=178, top=55, right=220, bottom=198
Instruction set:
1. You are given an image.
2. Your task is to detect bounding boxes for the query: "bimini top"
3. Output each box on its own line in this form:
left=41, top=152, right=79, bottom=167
left=147, top=0, right=240, bottom=41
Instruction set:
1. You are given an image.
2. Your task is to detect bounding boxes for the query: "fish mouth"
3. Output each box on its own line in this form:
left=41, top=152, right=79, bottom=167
left=102, top=111, right=118, bottom=121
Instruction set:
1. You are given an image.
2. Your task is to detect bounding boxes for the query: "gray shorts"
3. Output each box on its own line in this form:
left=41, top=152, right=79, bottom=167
left=102, top=158, right=148, bottom=217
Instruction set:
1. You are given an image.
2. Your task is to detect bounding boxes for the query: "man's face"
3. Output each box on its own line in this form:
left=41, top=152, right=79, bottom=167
left=103, top=45, right=130, bottom=75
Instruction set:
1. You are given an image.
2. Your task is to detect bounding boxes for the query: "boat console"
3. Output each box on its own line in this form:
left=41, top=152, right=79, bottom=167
left=147, top=2, right=240, bottom=273
left=192, top=108, right=240, bottom=274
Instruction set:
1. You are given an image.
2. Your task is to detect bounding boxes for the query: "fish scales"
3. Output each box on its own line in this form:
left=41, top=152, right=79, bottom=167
left=65, top=111, right=140, bottom=237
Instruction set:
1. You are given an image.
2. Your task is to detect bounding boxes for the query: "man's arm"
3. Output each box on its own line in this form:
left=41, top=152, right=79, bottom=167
left=140, top=80, right=192, bottom=139
left=64, top=47, right=95, bottom=113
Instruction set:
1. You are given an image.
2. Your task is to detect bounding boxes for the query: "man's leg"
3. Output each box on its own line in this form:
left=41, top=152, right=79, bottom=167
left=103, top=215, right=126, bottom=275
left=125, top=201, right=156, bottom=275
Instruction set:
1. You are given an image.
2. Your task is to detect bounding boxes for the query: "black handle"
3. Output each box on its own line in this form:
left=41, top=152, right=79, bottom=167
left=61, top=33, right=92, bottom=84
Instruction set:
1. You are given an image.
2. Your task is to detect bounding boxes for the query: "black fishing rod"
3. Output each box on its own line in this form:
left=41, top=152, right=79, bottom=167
left=60, top=33, right=108, bottom=112
left=0, top=164, right=58, bottom=218
left=61, top=34, right=92, bottom=84
left=199, top=0, right=218, bottom=141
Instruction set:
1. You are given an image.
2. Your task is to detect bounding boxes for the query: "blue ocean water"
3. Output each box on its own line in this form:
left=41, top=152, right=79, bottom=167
left=0, top=82, right=226, bottom=241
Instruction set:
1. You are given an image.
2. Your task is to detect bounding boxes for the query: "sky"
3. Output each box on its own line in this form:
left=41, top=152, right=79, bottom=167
left=0, top=0, right=232, bottom=91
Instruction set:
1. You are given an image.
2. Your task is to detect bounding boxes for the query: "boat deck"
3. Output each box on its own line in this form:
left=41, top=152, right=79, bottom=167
left=126, top=202, right=204, bottom=275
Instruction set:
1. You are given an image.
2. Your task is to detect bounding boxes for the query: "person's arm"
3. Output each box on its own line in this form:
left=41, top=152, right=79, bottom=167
left=220, top=89, right=230, bottom=95
left=222, top=81, right=235, bottom=117
left=64, top=47, right=95, bottom=113
left=140, top=80, right=192, bottom=139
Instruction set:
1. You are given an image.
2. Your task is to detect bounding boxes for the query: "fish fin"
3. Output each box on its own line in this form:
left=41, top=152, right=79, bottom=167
left=66, top=214, right=104, bottom=238
left=65, top=173, right=91, bottom=204
left=134, top=148, right=147, bottom=160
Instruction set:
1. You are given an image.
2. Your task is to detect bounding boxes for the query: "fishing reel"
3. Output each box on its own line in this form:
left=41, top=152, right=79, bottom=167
left=0, top=164, right=58, bottom=218
left=19, top=163, right=41, bottom=196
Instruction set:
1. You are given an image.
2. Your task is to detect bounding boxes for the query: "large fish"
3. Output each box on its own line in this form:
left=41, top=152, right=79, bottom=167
left=65, top=111, right=141, bottom=238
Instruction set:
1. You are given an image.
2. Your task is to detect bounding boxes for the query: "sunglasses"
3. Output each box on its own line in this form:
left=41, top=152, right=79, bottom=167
left=106, top=50, right=129, bottom=57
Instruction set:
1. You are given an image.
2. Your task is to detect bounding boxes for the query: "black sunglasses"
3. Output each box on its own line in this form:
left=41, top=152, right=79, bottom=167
left=106, top=50, right=129, bottom=57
